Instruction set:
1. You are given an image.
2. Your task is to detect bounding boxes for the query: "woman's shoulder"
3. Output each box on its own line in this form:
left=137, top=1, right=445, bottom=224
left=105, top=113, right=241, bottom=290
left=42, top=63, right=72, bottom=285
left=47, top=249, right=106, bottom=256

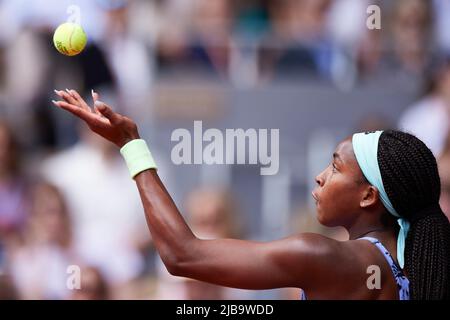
left=287, top=233, right=372, bottom=279
left=294, top=235, right=398, bottom=299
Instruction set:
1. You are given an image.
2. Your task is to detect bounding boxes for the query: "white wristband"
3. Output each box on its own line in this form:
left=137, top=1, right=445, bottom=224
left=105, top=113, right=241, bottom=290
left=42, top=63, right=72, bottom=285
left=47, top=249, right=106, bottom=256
left=120, top=139, right=157, bottom=178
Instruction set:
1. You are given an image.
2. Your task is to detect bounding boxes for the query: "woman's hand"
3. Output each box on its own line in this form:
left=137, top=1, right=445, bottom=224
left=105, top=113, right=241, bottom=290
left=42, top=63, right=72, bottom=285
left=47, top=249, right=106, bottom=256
left=52, top=89, right=140, bottom=148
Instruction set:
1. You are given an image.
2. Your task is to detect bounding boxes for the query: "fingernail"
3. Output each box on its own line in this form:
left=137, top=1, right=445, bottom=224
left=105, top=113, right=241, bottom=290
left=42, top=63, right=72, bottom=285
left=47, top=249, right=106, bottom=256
left=52, top=100, right=58, bottom=105
left=54, top=89, right=60, bottom=95
left=91, top=89, right=95, bottom=95
left=66, top=88, right=72, bottom=95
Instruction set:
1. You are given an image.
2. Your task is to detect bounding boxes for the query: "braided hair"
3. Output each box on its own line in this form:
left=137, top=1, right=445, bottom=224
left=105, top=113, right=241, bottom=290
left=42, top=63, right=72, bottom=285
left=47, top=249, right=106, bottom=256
left=378, top=130, right=450, bottom=300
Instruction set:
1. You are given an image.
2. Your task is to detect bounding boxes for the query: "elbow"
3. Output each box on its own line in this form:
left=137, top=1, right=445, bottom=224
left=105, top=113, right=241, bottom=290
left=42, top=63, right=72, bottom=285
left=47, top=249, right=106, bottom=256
left=162, top=245, right=195, bottom=277
left=163, top=252, right=181, bottom=275
left=164, top=254, right=190, bottom=277
left=166, top=261, right=184, bottom=277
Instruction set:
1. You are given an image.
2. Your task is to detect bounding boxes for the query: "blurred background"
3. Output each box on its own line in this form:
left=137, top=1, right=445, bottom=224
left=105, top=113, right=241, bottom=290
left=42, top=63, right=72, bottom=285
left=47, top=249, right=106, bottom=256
left=1, top=0, right=450, bottom=300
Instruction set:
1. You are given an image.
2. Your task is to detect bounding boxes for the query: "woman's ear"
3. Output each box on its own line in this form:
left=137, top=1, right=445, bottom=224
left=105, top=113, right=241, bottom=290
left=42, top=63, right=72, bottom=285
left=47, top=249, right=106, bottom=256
left=360, top=185, right=379, bottom=209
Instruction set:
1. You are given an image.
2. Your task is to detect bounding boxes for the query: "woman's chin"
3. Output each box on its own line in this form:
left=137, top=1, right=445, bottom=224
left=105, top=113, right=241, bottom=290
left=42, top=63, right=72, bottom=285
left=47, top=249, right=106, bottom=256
left=316, top=209, right=326, bottom=225
left=316, top=209, right=335, bottom=227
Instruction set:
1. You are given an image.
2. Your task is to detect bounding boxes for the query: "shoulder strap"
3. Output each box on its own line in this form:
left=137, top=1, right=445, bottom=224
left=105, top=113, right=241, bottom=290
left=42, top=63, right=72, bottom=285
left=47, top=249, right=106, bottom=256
left=358, top=237, right=410, bottom=300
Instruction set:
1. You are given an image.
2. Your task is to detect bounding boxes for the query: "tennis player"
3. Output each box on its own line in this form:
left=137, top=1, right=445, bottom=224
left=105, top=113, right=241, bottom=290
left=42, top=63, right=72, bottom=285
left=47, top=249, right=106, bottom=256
left=52, top=89, right=450, bottom=300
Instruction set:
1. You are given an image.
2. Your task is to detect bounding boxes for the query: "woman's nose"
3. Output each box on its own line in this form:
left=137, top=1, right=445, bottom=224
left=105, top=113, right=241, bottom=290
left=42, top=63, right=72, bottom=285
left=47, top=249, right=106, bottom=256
left=315, top=172, right=324, bottom=187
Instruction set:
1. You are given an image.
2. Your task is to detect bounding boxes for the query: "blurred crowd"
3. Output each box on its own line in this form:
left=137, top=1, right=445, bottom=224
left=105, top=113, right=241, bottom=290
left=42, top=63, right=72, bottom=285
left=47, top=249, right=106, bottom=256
left=1, top=0, right=450, bottom=299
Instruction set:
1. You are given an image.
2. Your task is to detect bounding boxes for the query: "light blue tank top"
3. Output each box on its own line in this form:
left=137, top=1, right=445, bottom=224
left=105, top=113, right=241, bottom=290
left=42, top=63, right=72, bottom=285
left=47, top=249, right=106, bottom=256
left=300, top=236, right=410, bottom=300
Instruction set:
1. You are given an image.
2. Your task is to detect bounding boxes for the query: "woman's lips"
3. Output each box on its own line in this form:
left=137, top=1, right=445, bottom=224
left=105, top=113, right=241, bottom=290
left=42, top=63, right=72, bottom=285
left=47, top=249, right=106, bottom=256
left=312, top=191, right=319, bottom=203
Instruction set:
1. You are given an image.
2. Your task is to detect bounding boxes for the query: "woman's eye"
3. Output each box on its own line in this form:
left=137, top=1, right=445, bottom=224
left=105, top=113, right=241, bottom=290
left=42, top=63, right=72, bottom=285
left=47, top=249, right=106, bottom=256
left=332, top=163, right=337, bottom=172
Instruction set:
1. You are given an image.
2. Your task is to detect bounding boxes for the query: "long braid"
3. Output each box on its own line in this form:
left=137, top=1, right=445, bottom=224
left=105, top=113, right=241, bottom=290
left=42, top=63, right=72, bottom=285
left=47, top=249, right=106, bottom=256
left=377, top=130, right=450, bottom=299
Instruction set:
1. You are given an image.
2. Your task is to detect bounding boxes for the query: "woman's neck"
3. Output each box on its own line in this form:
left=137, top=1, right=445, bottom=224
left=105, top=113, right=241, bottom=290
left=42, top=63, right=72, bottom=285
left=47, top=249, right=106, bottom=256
left=347, top=214, right=398, bottom=241
left=348, top=217, right=400, bottom=263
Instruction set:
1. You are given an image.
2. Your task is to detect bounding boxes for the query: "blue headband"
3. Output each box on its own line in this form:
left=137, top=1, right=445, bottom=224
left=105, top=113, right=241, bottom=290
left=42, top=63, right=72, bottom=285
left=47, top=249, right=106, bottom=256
left=352, top=131, right=409, bottom=269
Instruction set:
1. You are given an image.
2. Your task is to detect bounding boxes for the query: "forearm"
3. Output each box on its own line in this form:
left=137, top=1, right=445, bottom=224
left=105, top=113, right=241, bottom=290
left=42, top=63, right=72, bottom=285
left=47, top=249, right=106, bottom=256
left=134, top=169, right=196, bottom=270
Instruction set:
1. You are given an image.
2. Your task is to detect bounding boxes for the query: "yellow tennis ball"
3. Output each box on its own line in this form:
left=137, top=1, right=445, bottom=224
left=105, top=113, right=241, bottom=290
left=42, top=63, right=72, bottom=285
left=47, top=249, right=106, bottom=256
left=53, top=22, right=87, bottom=56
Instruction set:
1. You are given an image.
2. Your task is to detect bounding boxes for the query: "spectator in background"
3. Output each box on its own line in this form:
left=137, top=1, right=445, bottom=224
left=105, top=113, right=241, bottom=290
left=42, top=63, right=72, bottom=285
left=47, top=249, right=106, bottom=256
left=40, top=118, right=150, bottom=297
left=265, top=0, right=334, bottom=79
left=9, top=182, right=78, bottom=299
left=186, top=188, right=241, bottom=240
left=433, top=0, right=450, bottom=54
left=70, top=266, right=110, bottom=300
left=357, top=0, right=433, bottom=83
left=157, top=0, right=234, bottom=78
left=388, top=0, right=433, bottom=74
left=0, top=120, right=29, bottom=246
left=398, top=56, right=450, bottom=156
left=154, top=187, right=251, bottom=299
left=234, top=0, right=271, bottom=39
left=98, top=0, right=155, bottom=122
left=356, top=24, right=383, bottom=79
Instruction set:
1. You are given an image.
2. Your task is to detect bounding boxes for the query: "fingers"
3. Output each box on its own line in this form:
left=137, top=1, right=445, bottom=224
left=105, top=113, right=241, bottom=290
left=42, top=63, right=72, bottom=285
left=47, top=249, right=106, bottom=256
left=91, top=89, right=102, bottom=116
left=54, top=89, right=78, bottom=107
left=68, top=89, right=92, bottom=112
left=52, top=89, right=121, bottom=128
left=91, top=89, right=99, bottom=102
left=94, top=101, right=122, bottom=125
left=53, top=100, right=106, bottom=126
left=54, top=89, right=91, bottom=112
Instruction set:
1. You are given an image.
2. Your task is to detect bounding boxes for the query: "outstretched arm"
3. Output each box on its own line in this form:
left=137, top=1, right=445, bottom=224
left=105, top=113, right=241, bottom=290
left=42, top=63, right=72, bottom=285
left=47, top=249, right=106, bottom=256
left=134, top=168, right=336, bottom=290
left=52, top=89, right=341, bottom=290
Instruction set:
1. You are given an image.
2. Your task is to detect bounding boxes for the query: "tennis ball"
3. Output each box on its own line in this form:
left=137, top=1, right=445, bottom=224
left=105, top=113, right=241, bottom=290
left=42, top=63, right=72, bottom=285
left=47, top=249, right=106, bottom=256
left=53, top=22, right=87, bottom=56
